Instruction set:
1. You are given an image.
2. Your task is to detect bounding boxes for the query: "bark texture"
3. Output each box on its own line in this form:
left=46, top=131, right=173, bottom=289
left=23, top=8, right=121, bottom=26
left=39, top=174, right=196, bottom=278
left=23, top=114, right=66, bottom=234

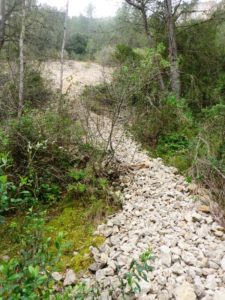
left=0, top=0, right=5, bottom=49
left=59, top=0, right=69, bottom=95
left=18, top=0, right=25, bottom=118
left=165, top=0, right=181, bottom=96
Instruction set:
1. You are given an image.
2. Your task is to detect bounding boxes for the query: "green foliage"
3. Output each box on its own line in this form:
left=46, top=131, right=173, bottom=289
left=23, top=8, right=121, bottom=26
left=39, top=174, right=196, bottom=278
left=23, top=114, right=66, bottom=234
left=66, top=34, right=88, bottom=55
left=24, top=67, right=52, bottom=109
left=0, top=66, right=52, bottom=120
left=54, top=248, right=154, bottom=299
left=120, top=249, right=154, bottom=296
left=177, top=19, right=225, bottom=109
left=158, top=133, right=189, bottom=153
left=0, top=210, right=64, bottom=299
left=192, top=103, right=225, bottom=207
left=0, top=111, right=92, bottom=213
left=131, top=96, right=193, bottom=149
left=48, top=205, right=105, bottom=273
left=0, top=172, right=35, bottom=214
left=114, top=44, right=141, bottom=64
left=66, top=168, right=115, bottom=211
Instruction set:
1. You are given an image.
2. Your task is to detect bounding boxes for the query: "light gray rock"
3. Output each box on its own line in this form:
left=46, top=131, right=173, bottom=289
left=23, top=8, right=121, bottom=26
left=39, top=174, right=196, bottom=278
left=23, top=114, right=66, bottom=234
left=100, top=253, right=108, bottom=265
left=103, top=229, right=113, bottom=238
left=214, top=231, right=223, bottom=238
left=194, top=276, right=205, bottom=298
left=174, top=282, right=196, bottom=300
left=95, top=269, right=105, bottom=282
left=158, top=290, right=170, bottom=300
left=52, top=272, right=63, bottom=282
left=182, top=252, right=197, bottom=266
left=139, top=279, right=151, bottom=293
left=213, top=288, right=225, bottom=300
left=110, top=235, right=120, bottom=246
left=160, top=245, right=172, bottom=267
left=221, top=256, right=225, bottom=270
left=63, top=269, right=77, bottom=286
left=205, top=274, right=218, bottom=290
left=104, top=267, right=114, bottom=276
left=198, top=224, right=209, bottom=237
left=192, top=213, right=202, bottom=222
left=172, top=263, right=183, bottom=275
left=89, top=263, right=102, bottom=273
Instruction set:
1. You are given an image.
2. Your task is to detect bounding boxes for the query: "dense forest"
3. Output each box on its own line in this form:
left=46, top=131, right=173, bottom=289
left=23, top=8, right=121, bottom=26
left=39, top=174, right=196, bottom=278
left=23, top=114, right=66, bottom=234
left=0, top=0, right=225, bottom=299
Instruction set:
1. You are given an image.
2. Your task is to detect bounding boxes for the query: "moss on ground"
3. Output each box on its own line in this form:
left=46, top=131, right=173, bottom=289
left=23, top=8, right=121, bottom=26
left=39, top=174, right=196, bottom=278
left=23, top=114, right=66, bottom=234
left=48, top=203, right=105, bottom=273
left=0, top=200, right=112, bottom=274
left=0, top=215, right=25, bottom=257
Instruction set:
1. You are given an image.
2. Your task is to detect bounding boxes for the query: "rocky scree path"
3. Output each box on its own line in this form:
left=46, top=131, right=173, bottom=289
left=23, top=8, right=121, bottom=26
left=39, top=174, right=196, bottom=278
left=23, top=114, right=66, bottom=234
left=46, top=62, right=225, bottom=300
left=82, top=116, right=225, bottom=300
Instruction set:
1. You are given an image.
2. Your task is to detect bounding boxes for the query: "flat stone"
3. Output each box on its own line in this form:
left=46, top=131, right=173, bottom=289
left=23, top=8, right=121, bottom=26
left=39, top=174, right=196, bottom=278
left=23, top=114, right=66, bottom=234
left=158, top=291, right=170, bottom=300
left=188, top=184, right=198, bottom=193
left=172, top=263, right=183, bottom=275
left=198, top=205, right=210, bottom=213
left=104, top=267, right=114, bottom=276
left=174, top=282, right=196, bottom=300
left=89, top=263, right=102, bottom=273
left=139, top=279, right=151, bottom=293
left=95, top=269, right=105, bottom=282
left=110, top=235, right=120, bottom=246
left=63, top=269, right=77, bottom=286
left=214, top=231, right=223, bottom=237
left=205, top=274, right=217, bottom=289
left=160, top=245, right=172, bottom=267
left=198, top=224, right=209, bottom=237
left=221, top=256, right=225, bottom=270
left=52, top=272, right=63, bottom=282
left=103, top=229, right=113, bottom=238
left=213, top=288, right=225, bottom=300
left=182, top=252, right=196, bottom=266
left=100, top=253, right=108, bottom=265
left=192, top=213, right=202, bottom=222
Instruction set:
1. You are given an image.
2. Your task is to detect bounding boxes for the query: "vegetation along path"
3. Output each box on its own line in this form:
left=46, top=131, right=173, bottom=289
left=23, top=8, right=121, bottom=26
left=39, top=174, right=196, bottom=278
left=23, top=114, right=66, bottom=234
left=49, top=61, right=225, bottom=300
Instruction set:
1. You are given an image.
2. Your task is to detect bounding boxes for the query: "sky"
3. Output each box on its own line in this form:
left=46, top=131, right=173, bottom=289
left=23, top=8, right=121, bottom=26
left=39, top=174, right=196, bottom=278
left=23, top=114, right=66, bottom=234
left=38, top=0, right=121, bottom=18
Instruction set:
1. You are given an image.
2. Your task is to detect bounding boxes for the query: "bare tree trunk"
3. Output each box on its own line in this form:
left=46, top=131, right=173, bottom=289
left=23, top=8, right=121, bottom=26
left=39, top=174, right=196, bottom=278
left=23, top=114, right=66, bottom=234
left=59, top=0, right=69, bottom=95
left=0, top=0, right=5, bottom=49
left=18, top=0, right=26, bottom=118
left=141, top=7, right=153, bottom=47
left=58, top=0, right=69, bottom=116
left=165, top=0, right=181, bottom=96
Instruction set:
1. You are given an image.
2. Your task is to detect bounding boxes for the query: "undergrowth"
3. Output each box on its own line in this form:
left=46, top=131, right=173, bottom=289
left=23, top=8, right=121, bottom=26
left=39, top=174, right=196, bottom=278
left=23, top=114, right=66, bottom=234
left=82, top=44, right=225, bottom=209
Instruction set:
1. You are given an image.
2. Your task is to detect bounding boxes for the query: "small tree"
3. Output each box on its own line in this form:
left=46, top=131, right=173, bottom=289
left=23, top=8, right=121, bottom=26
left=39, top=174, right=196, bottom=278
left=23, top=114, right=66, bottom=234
left=18, top=0, right=26, bottom=118
left=59, top=0, right=69, bottom=98
left=66, top=33, right=88, bottom=55
left=0, top=0, right=6, bottom=49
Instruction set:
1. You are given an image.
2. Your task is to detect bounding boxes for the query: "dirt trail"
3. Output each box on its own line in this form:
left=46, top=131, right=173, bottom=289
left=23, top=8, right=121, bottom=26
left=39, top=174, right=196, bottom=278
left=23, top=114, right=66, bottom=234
left=47, top=61, right=225, bottom=300
left=43, top=60, right=112, bottom=95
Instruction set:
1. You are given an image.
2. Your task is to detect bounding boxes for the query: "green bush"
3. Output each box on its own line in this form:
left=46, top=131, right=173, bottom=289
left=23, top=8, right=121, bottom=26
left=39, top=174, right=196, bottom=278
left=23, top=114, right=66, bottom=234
left=0, top=111, right=91, bottom=213
left=114, top=44, right=141, bottom=64
left=0, top=65, right=52, bottom=120
left=131, top=96, right=193, bottom=148
left=192, top=103, right=225, bottom=207
left=66, top=33, right=88, bottom=55
left=0, top=210, right=64, bottom=299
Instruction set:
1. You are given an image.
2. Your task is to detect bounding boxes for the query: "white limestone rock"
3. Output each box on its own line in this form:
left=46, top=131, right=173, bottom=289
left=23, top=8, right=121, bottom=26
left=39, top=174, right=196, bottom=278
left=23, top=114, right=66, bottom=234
left=174, top=282, right=196, bottom=300
left=63, top=269, right=77, bottom=286
left=160, top=245, right=172, bottom=267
